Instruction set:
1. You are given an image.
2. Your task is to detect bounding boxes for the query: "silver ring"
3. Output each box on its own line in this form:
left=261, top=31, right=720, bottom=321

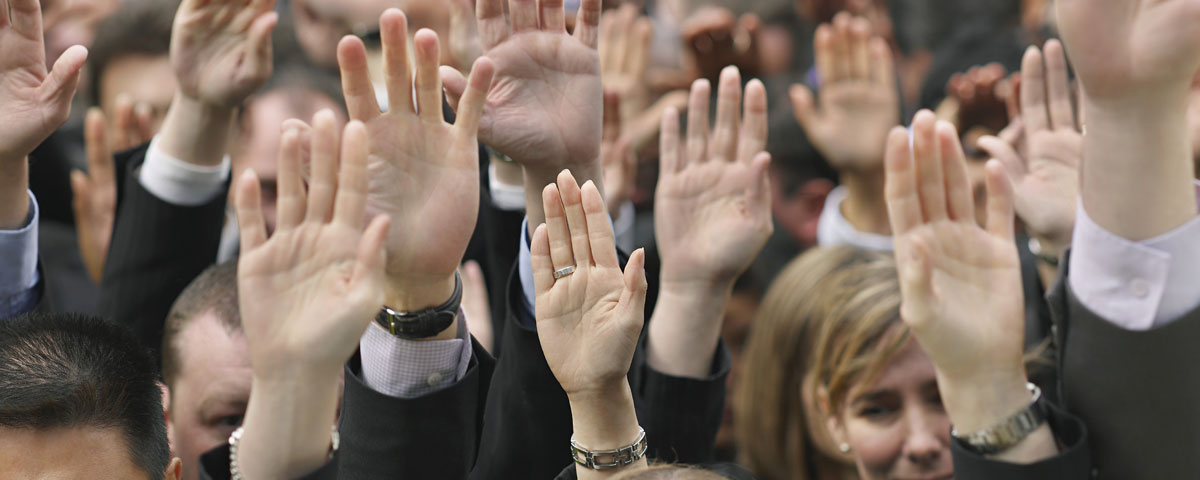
left=553, top=265, right=576, bottom=279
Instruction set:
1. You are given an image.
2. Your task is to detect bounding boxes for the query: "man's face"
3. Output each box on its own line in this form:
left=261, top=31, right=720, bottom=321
left=291, top=0, right=450, bottom=67
left=99, top=54, right=177, bottom=135
left=0, top=425, right=166, bottom=479
left=166, top=312, right=252, bottom=480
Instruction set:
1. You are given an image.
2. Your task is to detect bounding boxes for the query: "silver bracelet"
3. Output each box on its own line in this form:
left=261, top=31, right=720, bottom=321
left=229, top=425, right=340, bottom=480
left=570, top=427, right=648, bottom=470
left=950, top=383, right=1047, bottom=455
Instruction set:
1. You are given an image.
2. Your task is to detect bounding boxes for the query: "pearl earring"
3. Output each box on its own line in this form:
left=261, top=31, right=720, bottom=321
left=839, top=442, right=851, bottom=453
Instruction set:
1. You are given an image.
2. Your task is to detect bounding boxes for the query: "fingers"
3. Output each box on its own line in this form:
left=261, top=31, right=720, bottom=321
left=814, top=24, right=836, bottom=83
left=849, top=17, right=871, bottom=80
left=235, top=169, right=268, bottom=252
left=351, top=215, right=390, bottom=300
left=530, top=223, right=555, bottom=295
left=1019, top=45, right=1049, bottom=134
left=1043, top=39, right=1076, bottom=131
left=337, top=36, right=382, bottom=121
left=685, top=79, right=711, bottom=165
left=9, top=0, right=44, bottom=39
left=747, top=152, right=772, bottom=216
left=334, top=121, right=370, bottom=227
left=582, top=181, right=618, bottom=268
left=381, top=9, right=415, bottom=114
left=439, top=66, right=468, bottom=112
left=628, top=17, right=652, bottom=81
left=476, top=0, right=509, bottom=48
left=305, top=111, right=340, bottom=223
left=573, top=0, right=602, bottom=49
left=937, top=122, right=975, bottom=223
left=912, top=110, right=948, bottom=222
left=711, top=66, right=743, bottom=162
left=509, top=0, right=539, bottom=32
left=133, top=103, right=154, bottom=145
left=246, top=11, right=279, bottom=82
left=42, top=45, right=89, bottom=124
left=738, top=79, right=768, bottom=164
left=414, top=29, right=445, bottom=123
left=896, top=235, right=934, bottom=327
left=831, top=13, right=852, bottom=81
left=870, top=37, right=894, bottom=87
left=884, top=126, right=922, bottom=235
left=983, top=159, right=1015, bottom=241
left=557, top=170, right=593, bottom=268
left=660, top=106, right=682, bottom=173
left=274, top=127, right=306, bottom=231
left=542, top=183, right=576, bottom=271
left=540, top=0, right=565, bottom=32
left=789, top=83, right=816, bottom=132
left=619, top=247, right=649, bottom=316
left=453, top=57, right=496, bottom=137
left=977, top=133, right=1026, bottom=181
left=84, top=108, right=113, bottom=189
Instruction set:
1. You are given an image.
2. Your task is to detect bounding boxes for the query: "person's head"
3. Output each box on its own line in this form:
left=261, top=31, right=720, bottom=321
left=611, top=464, right=730, bottom=479
left=87, top=0, right=179, bottom=132
left=0, top=312, right=182, bottom=479
left=290, top=0, right=451, bottom=67
left=736, top=246, right=951, bottom=480
left=161, top=262, right=249, bottom=480
left=231, top=66, right=346, bottom=232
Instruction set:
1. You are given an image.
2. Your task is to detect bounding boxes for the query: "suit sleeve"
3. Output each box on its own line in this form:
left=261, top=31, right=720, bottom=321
left=98, top=144, right=227, bottom=365
left=629, top=335, right=731, bottom=465
left=196, top=444, right=340, bottom=480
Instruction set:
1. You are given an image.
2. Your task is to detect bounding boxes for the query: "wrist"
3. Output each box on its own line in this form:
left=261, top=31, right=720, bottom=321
left=383, top=273, right=459, bottom=341
left=157, top=92, right=237, bottom=167
left=567, top=381, right=641, bottom=449
left=937, top=369, right=1031, bottom=434
left=646, top=283, right=730, bottom=378
left=839, top=171, right=892, bottom=236
left=0, top=159, right=30, bottom=229
left=240, top=371, right=341, bottom=479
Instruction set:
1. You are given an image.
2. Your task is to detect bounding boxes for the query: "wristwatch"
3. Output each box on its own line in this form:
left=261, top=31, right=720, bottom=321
left=571, top=427, right=649, bottom=470
left=951, top=383, right=1048, bottom=455
left=374, top=273, right=461, bottom=339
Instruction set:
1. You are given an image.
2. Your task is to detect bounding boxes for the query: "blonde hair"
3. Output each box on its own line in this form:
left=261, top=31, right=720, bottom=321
left=734, top=246, right=907, bottom=480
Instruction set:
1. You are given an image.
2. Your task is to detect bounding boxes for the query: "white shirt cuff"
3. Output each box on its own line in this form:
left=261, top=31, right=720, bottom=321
left=358, top=311, right=472, bottom=399
left=1068, top=182, right=1200, bottom=330
left=138, top=137, right=231, bottom=206
left=816, top=185, right=894, bottom=251
left=489, top=163, right=526, bottom=212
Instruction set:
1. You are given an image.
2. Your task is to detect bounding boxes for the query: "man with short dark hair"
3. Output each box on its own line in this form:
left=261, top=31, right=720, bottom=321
left=0, top=312, right=182, bottom=479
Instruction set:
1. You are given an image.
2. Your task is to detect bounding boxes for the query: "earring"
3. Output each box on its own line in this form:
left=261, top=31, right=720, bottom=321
left=839, top=442, right=851, bottom=454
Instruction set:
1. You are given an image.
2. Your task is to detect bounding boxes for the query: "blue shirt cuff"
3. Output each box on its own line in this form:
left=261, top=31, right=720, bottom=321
left=0, top=191, right=41, bottom=319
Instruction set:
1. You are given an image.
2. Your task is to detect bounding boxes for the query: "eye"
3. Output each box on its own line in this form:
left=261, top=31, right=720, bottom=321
left=856, top=403, right=896, bottom=420
left=217, top=415, right=244, bottom=428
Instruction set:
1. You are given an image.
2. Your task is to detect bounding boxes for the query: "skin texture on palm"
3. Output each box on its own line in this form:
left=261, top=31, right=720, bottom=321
left=1056, top=0, right=1200, bottom=240
left=884, top=111, right=1056, bottom=463
left=978, top=41, right=1081, bottom=256
left=648, top=66, right=772, bottom=379
left=336, top=9, right=495, bottom=312
left=530, top=170, right=649, bottom=479
left=234, top=116, right=390, bottom=479
left=0, top=0, right=89, bottom=228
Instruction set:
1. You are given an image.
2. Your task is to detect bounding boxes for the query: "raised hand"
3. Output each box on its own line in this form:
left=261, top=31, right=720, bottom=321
left=978, top=41, right=1081, bottom=254
left=337, top=10, right=495, bottom=312
left=170, top=0, right=278, bottom=109
left=648, top=67, right=772, bottom=378
left=791, top=12, right=898, bottom=171
left=234, top=115, right=389, bottom=479
left=680, top=7, right=763, bottom=84
left=531, top=170, right=647, bottom=398
left=599, top=4, right=686, bottom=154
left=71, top=107, right=143, bottom=284
left=945, top=63, right=1009, bottom=133
left=440, top=0, right=603, bottom=176
left=600, top=91, right=636, bottom=218
left=0, top=0, right=88, bottom=167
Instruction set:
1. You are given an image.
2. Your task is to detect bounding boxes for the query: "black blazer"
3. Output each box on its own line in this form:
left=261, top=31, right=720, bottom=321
left=98, top=145, right=228, bottom=366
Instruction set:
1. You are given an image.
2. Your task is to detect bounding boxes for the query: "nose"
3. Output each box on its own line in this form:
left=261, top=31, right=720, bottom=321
left=903, top=407, right=949, bottom=466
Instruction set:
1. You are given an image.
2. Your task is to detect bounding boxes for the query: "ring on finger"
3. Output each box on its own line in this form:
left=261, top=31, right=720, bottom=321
left=553, top=265, right=576, bottom=279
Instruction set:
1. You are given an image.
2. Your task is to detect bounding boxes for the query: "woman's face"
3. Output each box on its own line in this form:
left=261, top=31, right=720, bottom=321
left=829, top=340, right=953, bottom=480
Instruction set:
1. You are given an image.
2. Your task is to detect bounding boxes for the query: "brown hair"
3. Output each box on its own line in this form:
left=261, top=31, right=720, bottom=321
left=160, top=261, right=242, bottom=389
left=734, top=246, right=906, bottom=480
left=87, top=0, right=179, bottom=106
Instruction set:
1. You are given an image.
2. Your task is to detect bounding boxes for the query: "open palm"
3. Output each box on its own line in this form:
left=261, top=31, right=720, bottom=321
left=336, top=13, right=495, bottom=285
left=0, top=0, right=88, bottom=162
left=171, top=0, right=278, bottom=107
left=885, top=111, right=1025, bottom=382
left=656, top=68, right=772, bottom=286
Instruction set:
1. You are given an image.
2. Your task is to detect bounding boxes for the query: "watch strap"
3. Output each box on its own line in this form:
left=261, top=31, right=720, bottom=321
left=375, top=273, right=462, bottom=339
left=951, top=383, right=1048, bottom=455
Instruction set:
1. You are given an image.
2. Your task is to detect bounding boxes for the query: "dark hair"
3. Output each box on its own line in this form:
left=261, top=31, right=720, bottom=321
left=87, top=0, right=180, bottom=106
left=161, top=261, right=241, bottom=388
left=0, top=312, right=170, bottom=478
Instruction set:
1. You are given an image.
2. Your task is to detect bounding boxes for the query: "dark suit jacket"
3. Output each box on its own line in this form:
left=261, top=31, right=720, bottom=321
left=98, top=145, right=228, bottom=366
left=951, top=251, right=1200, bottom=478
left=198, top=339, right=497, bottom=480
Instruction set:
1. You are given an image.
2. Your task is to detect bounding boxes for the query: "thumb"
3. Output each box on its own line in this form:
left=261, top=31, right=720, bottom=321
left=351, top=215, right=391, bottom=309
left=619, top=248, right=649, bottom=320
left=897, top=236, right=935, bottom=330
left=439, top=65, right=468, bottom=113
left=42, top=45, right=89, bottom=125
left=789, top=83, right=817, bottom=131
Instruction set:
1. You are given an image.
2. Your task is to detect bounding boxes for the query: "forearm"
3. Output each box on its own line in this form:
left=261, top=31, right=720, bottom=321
left=839, top=170, right=891, bottom=236
left=156, top=93, right=236, bottom=167
left=938, top=371, right=1058, bottom=464
left=1081, top=95, right=1197, bottom=241
left=568, top=382, right=648, bottom=480
left=0, top=159, right=28, bottom=229
left=523, top=161, right=605, bottom=227
left=238, top=369, right=342, bottom=479
left=646, top=282, right=732, bottom=378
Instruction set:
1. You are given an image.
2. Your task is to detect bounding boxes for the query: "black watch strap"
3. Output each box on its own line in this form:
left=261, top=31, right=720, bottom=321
left=374, top=273, right=462, bottom=339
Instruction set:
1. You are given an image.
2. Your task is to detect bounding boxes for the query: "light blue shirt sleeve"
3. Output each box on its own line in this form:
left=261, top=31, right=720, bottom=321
left=0, top=191, right=41, bottom=319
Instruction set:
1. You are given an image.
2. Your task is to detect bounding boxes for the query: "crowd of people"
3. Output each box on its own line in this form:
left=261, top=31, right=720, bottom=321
left=1, top=0, right=1198, bottom=479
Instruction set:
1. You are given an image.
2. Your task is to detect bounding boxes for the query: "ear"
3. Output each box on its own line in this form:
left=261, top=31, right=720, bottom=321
left=158, top=382, right=176, bottom=456
left=163, top=457, right=183, bottom=480
left=817, top=385, right=847, bottom=448
left=797, top=178, right=832, bottom=247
